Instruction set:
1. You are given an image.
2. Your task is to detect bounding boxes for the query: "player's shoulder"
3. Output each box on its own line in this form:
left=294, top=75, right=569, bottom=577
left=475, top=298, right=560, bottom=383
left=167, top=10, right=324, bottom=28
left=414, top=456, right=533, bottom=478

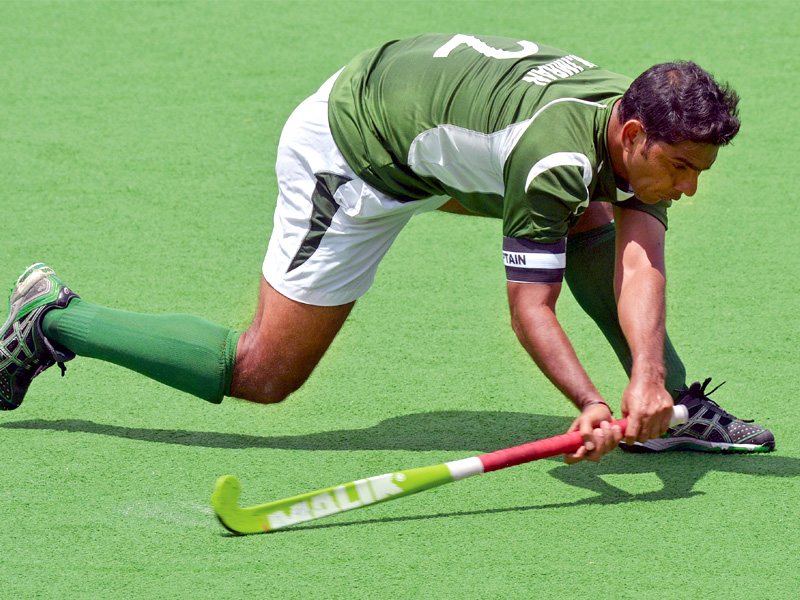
left=507, top=95, right=612, bottom=170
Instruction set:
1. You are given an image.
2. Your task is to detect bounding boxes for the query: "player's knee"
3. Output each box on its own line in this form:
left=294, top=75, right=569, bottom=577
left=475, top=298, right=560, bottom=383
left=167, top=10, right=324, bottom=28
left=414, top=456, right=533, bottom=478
left=240, top=388, right=286, bottom=405
left=237, top=368, right=310, bottom=405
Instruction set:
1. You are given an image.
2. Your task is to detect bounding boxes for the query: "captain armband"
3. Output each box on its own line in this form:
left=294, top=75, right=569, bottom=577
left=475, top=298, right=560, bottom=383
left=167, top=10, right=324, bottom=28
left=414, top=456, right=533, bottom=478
left=503, top=237, right=566, bottom=284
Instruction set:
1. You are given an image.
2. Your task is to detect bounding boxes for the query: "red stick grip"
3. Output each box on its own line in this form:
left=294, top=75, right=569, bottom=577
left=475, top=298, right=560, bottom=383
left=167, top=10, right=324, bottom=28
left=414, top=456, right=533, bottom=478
left=478, top=417, right=629, bottom=473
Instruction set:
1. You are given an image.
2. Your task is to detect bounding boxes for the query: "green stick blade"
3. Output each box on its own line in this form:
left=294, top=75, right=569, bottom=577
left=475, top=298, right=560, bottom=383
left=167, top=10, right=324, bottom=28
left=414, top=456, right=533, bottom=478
left=213, top=464, right=454, bottom=534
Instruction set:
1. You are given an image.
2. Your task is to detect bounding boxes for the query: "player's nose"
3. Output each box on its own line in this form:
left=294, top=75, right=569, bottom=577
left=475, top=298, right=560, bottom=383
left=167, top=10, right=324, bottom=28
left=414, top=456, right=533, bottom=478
left=674, top=171, right=699, bottom=197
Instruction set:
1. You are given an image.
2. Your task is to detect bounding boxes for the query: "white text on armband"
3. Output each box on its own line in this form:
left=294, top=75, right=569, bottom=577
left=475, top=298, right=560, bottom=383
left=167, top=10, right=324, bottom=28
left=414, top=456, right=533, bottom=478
left=503, top=237, right=566, bottom=284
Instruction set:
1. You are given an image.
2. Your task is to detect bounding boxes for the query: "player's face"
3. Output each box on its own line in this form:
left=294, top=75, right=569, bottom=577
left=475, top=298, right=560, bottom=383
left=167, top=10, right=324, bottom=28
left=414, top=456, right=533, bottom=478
left=627, top=139, right=719, bottom=205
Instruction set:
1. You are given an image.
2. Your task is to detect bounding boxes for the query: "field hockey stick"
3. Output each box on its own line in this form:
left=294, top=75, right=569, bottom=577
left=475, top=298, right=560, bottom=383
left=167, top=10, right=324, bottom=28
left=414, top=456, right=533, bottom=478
left=212, top=405, right=688, bottom=534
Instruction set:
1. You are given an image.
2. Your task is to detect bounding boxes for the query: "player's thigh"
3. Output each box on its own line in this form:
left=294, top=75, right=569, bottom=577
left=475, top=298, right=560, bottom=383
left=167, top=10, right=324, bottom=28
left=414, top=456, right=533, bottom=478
left=267, top=193, right=439, bottom=305
left=265, top=157, right=446, bottom=306
left=249, top=277, right=353, bottom=363
left=263, top=69, right=445, bottom=306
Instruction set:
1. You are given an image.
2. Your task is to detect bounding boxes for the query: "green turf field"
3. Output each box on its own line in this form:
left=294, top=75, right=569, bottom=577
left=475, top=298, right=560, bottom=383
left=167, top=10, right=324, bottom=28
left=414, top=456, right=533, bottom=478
left=2, top=0, right=799, bottom=598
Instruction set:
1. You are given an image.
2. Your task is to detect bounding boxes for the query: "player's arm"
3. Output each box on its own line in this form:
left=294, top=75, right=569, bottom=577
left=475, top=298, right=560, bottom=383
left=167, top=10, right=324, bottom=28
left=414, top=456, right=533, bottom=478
left=507, top=280, right=622, bottom=463
left=612, top=204, right=674, bottom=444
left=508, top=281, right=600, bottom=408
left=503, top=143, right=628, bottom=461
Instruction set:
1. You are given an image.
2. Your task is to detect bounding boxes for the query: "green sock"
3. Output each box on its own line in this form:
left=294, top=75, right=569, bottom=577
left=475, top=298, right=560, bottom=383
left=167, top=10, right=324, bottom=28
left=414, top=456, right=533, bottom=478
left=42, top=299, right=239, bottom=404
left=565, top=223, right=687, bottom=397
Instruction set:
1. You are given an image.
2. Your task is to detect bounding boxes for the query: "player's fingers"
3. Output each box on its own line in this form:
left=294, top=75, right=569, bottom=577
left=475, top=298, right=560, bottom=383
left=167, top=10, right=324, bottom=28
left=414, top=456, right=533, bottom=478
left=586, top=422, right=618, bottom=462
left=578, top=419, right=596, bottom=452
left=585, top=427, right=606, bottom=462
left=564, top=445, right=587, bottom=465
left=636, top=420, right=651, bottom=444
left=625, top=418, right=641, bottom=446
left=641, top=409, right=671, bottom=443
left=651, top=409, right=672, bottom=442
left=610, top=424, right=623, bottom=446
left=600, top=421, right=621, bottom=454
left=639, top=418, right=661, bottom=444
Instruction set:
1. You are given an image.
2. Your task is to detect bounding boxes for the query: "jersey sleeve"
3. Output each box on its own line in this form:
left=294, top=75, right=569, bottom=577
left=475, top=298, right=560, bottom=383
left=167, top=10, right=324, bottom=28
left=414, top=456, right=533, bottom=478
left=504, top=156, right=592, bottom=241
left=502, top=144, right=594, bottom=283
left=615, top=195, right=670, bottom=229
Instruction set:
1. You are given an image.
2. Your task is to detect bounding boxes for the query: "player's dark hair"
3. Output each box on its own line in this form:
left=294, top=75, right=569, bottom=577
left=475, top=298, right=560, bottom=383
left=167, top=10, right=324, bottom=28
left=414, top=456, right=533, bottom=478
left=618, top=61, right=740, bottom=147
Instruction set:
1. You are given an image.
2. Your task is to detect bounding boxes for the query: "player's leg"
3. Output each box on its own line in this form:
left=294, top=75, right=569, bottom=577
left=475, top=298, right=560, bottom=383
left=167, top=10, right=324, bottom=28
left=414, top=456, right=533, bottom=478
left=230, top=278, right=354, bottom=404
left=565, top=202, right=686, bottom=395
left=29, top=174, right=425, bottom=410
left=237, top=66, right=444, bottom=402
left=0, top=263, right=240, bottom=408
left=0, top=68, right=442, bottom=411
left=1, top=267, right=351, bottom=409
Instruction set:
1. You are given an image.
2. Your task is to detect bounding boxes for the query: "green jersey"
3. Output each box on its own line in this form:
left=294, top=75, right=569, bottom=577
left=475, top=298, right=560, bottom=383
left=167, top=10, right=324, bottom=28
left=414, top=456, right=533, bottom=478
left=328, top=34, right=670, bottom=283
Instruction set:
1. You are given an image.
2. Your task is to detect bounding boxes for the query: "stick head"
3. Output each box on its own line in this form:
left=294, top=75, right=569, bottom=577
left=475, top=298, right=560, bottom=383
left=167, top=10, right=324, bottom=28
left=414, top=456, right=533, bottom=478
left=212, top=475, right=246, bottom=535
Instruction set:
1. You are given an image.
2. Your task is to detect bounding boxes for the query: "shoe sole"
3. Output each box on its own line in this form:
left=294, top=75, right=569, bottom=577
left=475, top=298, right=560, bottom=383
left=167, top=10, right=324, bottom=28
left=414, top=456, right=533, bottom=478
left=622, top=438, right=775, bottom=453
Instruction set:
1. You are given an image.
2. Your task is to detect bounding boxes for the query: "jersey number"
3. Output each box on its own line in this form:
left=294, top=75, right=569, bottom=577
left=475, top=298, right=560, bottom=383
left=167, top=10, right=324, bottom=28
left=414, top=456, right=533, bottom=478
left=433, top=34, right=539, bottom=60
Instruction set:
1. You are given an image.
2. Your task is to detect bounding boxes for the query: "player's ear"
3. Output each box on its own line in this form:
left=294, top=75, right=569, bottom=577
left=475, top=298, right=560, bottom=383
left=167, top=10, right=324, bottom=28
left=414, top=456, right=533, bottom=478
left=620, top=120, right=646, bottom=153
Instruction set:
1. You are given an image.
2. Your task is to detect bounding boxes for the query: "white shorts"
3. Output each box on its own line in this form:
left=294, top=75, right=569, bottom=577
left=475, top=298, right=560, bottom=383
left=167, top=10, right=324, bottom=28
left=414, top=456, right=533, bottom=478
left=263, top=71, right=447, bottom=306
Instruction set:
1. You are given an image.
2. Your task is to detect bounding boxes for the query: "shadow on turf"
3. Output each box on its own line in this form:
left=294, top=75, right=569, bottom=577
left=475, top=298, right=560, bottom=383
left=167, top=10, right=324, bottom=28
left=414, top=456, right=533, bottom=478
left=0, top=411, right=577, bottom=452
left=4, top=411, right=795, bottom=525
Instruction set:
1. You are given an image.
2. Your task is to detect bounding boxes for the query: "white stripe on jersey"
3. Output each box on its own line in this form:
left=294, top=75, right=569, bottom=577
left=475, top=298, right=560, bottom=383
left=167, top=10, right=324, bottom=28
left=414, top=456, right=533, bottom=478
left=407, top=98, right=606, bottom=197
left=525, top=151, right=593, bottom=201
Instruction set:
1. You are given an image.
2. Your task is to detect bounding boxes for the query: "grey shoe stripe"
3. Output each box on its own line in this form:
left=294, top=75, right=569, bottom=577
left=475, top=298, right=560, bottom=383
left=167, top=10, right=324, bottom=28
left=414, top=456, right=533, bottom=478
left=0, top=312, right=38, bottom=368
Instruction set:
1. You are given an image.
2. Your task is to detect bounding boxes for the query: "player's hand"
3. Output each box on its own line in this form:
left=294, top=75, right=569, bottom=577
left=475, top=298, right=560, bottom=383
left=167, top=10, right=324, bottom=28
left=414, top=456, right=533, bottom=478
left=564, top=402, right=623, bottom=464
left=620, top=379, right=674, bottom=445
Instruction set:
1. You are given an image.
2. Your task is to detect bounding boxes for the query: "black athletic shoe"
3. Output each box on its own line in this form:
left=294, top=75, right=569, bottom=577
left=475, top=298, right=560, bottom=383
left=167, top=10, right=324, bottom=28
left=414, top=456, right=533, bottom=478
left=620, top=378, right=775, bottom=453
left=0, top=264, right=79, bottom=410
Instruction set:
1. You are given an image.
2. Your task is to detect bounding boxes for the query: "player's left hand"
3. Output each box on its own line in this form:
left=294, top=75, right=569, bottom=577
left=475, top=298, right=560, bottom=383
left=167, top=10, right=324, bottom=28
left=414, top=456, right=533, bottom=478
left=564, top=403, right=623, bottom=464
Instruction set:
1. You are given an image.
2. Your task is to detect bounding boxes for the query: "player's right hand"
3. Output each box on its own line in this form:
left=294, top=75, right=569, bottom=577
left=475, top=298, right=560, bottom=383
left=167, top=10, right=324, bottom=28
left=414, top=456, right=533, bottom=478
left=620, top=379, right=674, bottom=445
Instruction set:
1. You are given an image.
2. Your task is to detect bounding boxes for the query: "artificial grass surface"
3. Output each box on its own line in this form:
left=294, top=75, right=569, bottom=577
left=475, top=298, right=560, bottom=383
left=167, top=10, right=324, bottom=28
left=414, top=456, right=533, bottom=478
left=1, top=0, right=798, bottom=598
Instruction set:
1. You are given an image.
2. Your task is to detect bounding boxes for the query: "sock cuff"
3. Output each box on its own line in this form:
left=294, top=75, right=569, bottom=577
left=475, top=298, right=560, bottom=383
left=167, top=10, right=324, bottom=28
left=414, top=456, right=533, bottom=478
left=41, top=298, right=93, bottom=348
left=221, top=330, right=240, bottom=399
